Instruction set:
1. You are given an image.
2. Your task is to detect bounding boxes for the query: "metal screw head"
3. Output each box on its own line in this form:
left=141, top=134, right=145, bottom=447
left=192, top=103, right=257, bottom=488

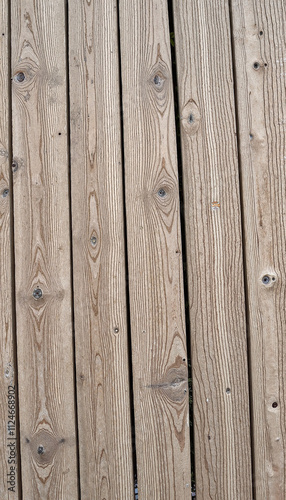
left=262, top=275, right=270, bottom=285
left=226, top=388, right=231, bottom=395
left=37, top=445, right=44, bottom=455
left=2, top=188, right=9, bottom=197
left=272, top=402, right=278, bottom=409
left=189, top=114, right=194, bottom=123
left=253, top=62, right=260, bottom=70
left=90, top=236, right=97, bottom=246
left=16, top=72, right=25, bottom=82
left=158, top=188, right=166, bottom=198
left=114, top=327, right=119, bottom=334
left=154, top=75, right=162, bottom=86
left=33, top=288, right=43, bottom=300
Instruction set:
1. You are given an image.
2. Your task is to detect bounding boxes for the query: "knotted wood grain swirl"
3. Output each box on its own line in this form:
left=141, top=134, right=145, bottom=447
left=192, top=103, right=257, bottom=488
left=11, top=1, right=78, bottom=498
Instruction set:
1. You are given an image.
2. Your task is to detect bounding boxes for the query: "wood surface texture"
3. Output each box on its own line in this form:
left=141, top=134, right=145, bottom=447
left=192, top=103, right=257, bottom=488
left=11, top=1, right=78, bottom=498
left=0, top=1, right=284, bottom=498
left=119, top=0, right=192, bottom=498
left=172, top=0, right=253, bottom=498
left=69, top=0, right=134, bottom=498
left=0, top=1, right=19, bottom=498
left=230, top=0, right=286, bottom=498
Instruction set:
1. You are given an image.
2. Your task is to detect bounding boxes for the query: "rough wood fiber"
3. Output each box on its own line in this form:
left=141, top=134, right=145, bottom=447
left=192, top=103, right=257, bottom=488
left=119, top=0, right=192, bottom=498
left=0, top=2, right=19, bottom=498
left=69, top=1, right=134, bottom=498
left=172, top=0, right=253, bottom=498
left=11, top=1, right=78, bottom=498
left=230, top=0, right=286, bottom=497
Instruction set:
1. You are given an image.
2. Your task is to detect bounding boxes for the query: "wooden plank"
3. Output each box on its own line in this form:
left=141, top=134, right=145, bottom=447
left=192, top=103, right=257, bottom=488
left=230, top=0, right=286, bottom=497
left=68, top=0, right=134, bottom=498
left=0, top=2, right=20, bottom=498
left=119, top=0, right=192, bottom=498
left=11, top=1, right=78, bottom=498
left=172, top=0, right=253, bottom=498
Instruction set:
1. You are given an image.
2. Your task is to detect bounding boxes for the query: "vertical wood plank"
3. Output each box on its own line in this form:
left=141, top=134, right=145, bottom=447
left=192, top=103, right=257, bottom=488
left=172, top=0, right=253, bottom=498
left=0, top=2, right=20, bottom=498
left=68, top=0, right=134, bottom=498
left=119, top=1, right=192, bottom=498
left=230, top=0, right=286, bottom=497
left=11, top=1, right=78, bottom=498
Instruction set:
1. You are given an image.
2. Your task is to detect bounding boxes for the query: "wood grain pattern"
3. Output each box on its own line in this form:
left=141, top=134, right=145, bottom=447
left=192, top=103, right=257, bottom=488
left=230, top=0, right=286, bottom=497
left=11, top=1, right=78, bottom=498
left=68, top=1, right=134, bottom=498
left=119, top=0, right=192, bottom=498
left=0, top=2, right=19, bottom=498
left=172, top=0, right=253, bottom=498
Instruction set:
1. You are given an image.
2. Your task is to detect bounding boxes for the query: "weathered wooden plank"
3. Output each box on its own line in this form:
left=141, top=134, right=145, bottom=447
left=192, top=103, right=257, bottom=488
left=11, top=1, right=78, bottom=498
left=0, top=3, right=20, bottom=498
left=119, top=0, right=192, bottom=498
left=230, top=0, right=286, bottom=497
left=172, top=0, right=253, bottom=498
left=68, top=0, right=134, bottom=498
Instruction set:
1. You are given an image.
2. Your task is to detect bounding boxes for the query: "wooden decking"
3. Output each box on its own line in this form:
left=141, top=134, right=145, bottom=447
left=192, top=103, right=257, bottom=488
left=0, top=0, right=285, bottom=499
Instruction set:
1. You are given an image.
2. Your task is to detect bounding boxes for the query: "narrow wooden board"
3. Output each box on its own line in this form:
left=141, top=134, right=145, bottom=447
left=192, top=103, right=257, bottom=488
left=0, top=2, right=20, bottom=498
left=119, top=0, right=192, bottom=498
left=230, top=0, right=286, bottom=497
left=68, top=0, right=134, bottom=498
left=172, top=0, right=253, bottom=498
left=11, top=1, right=78, bottom=498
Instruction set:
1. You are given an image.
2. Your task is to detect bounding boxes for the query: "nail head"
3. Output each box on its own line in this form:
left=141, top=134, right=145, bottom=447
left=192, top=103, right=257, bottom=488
left=158, top=188, right=166, bottom=198
left=16, top=72, right=25, bottom=82
left=33, top=288, right=43, bottom=300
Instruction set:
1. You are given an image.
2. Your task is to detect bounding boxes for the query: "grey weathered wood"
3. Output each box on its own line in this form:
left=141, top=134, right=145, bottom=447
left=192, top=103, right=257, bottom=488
left=11, top=1, right=78, bottom=497
left=230, top=0, right=286, bottom=497
left=172, top=0, right=253, bottom=498
left=0, top=2, right=20, bottom=498
left=119, top=0, right=192, bottom=498
left=69, top=0, right=134, bottom=498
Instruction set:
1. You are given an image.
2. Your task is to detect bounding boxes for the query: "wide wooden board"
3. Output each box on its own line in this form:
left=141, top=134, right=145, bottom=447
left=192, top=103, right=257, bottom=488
left=69, top=0, right=134, bottom=498
left=230, top=0, right=286, bottom=497
left=11, top=1, right=78, bottom=498
left=119, top=0, right=192, bottom=498
left=172, top=0, right=253, bottom=498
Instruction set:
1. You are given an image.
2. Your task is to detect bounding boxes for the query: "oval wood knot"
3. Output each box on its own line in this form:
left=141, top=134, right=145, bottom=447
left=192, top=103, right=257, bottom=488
left=181, top=99, right=201, bottom=136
